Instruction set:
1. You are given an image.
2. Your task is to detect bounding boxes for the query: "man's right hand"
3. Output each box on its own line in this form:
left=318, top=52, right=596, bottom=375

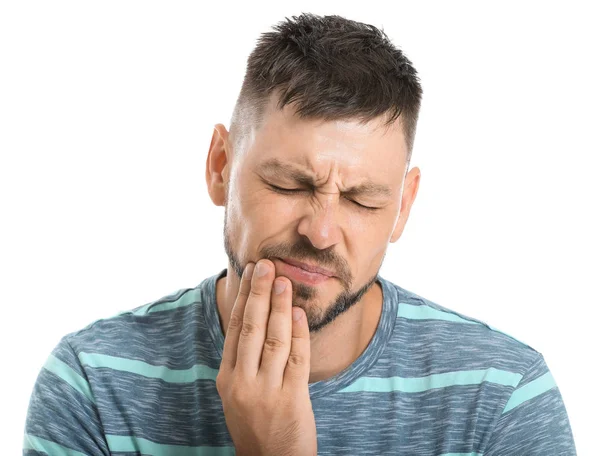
left=216, top=259, right=318, bottom=456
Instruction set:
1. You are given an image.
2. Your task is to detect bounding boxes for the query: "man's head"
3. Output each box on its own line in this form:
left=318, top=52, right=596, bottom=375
left=206, top=13, right=422, bottom=334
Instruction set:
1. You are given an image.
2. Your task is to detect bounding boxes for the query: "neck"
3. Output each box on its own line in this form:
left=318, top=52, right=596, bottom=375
left=215, top=266, right=383, bottom=384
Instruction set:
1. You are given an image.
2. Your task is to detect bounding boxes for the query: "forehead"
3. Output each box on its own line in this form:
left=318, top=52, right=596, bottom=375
left=245, top=94, right=407, bottom=187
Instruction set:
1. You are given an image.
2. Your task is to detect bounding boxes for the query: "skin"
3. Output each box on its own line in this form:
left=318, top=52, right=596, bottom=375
left=205, top=90, right=420, bottom=384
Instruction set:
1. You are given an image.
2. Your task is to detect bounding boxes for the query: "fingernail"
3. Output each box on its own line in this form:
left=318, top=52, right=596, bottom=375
left=274, top=279, right=287, bottom=295
left=255, top=261, right=269, bottom=277
left=292, top=307, right=302, bottom=321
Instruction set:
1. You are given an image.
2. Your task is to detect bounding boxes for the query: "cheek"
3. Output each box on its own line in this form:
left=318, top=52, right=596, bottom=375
left=344, top=209, right=389, bottom=236
left=255, top=196, right=298, bottom=231
left=233, top=187, right=292, bottom=231
left=253, top=189, right=298, bottom=216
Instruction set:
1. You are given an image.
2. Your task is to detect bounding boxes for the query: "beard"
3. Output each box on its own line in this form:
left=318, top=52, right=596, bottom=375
left=222, top=200, right=382, bottom=334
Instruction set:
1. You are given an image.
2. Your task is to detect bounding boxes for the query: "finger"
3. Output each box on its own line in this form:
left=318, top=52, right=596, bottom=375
left=220, top=262, right=255, bottom=373
left=283, top=305, right=311, bottom=389
left=258, top=275, right=293, bottom=389
left=236, top=259, right=275, bottom=378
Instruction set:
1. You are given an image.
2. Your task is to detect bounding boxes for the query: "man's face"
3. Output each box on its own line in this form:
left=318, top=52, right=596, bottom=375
left=216, top=94, right=414, bottom=334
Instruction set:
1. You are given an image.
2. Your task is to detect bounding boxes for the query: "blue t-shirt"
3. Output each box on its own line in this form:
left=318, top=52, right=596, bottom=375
left=23, top=269, right=577, bottom=455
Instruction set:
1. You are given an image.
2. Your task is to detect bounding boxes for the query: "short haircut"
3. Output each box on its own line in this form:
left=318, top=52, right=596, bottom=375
left=228, top=13, right=423, bottom=164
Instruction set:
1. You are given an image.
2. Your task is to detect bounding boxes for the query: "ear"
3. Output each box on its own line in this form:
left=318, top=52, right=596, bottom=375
left=390, top=166, right=420, bottom=243
left=205, top=124, right=231, bottom=207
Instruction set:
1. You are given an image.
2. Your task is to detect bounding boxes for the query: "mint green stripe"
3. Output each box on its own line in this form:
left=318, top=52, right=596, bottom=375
left=43, top=354, right=95, bottom=403
left=135, top=288, right=201, bottom=315
left=502, top=371, right=556, bottom=413
left=23, top=433, right=89, bottom=456
left=78, top=351, right=521, bottom=393
left=78, top=352, right=218, bottom=383
left=397, top=302, right=531, bottom=348
left=340, top=368, right=522, bottom=393
left=397, top=303, right=478, bottom=324
left=106, top=434, right=235, bottom=455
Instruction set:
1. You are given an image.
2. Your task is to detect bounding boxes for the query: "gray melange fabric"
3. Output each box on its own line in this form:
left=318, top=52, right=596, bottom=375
left=23, top=268, right=577, bottom=455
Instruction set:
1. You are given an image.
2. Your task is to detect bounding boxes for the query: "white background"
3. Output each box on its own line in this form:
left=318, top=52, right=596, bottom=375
left=1, top=1, right=597, bottom=453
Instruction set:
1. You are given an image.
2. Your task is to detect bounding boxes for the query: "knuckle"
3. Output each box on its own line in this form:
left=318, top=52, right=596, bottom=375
left=215, top=373, right=225, bottom=391
left=248, top=287, right=264, bottom=299
left=240, top=320, right=260, bottom=337
left=287, top=353, right=305, bottom=366
left=263, top=335, right=286, bottom=351
left=230, top=382, right=253, bottom=405
left=215, top=372, right=231, bottom=395
left=228, top=313, right=243, bottom=331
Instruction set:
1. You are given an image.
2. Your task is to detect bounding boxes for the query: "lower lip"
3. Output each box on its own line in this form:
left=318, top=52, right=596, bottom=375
left=277, top=259, right=333, bottom=285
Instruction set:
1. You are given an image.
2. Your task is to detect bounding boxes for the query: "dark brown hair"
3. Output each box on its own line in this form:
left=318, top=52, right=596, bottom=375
left=228, top=13, right=423, bottom=164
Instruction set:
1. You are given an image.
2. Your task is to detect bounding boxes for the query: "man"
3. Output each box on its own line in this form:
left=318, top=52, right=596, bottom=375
left=23, top=12, right=576, bottom=456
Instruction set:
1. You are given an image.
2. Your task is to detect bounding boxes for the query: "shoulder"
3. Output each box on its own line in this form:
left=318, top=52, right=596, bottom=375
left=382, top=278, right=542, bottom=379
left=48, top=276, right=218, bottom=376
left=66, top=285, right=203, bottom=349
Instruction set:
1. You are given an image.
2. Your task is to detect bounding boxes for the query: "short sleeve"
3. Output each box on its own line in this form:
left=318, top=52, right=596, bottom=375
left=483, top=352, right=577, bottom=455
left=23, top=335, right=110, bottom=455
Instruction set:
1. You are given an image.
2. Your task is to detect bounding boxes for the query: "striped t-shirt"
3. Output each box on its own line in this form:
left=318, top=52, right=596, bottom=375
left=23, top=268, right=577, bottom=455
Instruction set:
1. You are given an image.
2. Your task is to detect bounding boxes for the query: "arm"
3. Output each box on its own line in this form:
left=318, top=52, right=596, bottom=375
left=483, top=352, right=577, bottom=455
left=23, top=335, right=110, bottom=456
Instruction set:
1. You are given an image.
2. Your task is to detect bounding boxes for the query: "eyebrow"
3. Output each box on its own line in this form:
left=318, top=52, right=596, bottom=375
left=257, top=158, right=392, bottom=198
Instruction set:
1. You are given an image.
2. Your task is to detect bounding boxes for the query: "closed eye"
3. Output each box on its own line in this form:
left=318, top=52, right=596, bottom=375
left=268, top=184, right=381, bottom=211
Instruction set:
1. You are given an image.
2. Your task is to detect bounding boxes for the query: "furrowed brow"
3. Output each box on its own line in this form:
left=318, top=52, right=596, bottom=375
left=257, top=158, right=392, bottom=198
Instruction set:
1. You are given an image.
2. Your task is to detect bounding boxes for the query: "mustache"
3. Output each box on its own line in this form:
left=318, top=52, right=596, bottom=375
left=260, top=242, right=348, bottom=282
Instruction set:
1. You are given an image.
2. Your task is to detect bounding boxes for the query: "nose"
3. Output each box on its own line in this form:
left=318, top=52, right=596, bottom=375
left=296, top=192, right=343, bottom=250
